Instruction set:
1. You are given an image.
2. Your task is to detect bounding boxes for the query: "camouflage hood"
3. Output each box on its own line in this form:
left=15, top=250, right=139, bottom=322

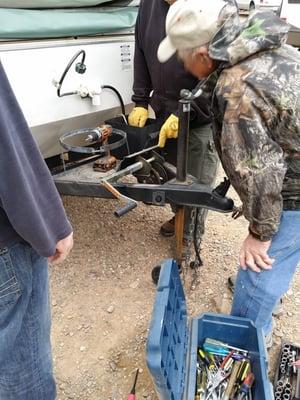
left=209, top=5, right=290, bottom=66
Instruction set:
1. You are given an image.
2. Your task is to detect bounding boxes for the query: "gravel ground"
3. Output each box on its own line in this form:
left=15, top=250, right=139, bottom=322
left=51, top=173, right=300, bottom=400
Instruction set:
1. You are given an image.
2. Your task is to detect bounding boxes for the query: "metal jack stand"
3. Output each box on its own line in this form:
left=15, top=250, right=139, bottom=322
left=175, top=96, right=191, bottom=266
left=152, top=91, right=196, bottom=284
left=151, top=90, right=233, bottom=285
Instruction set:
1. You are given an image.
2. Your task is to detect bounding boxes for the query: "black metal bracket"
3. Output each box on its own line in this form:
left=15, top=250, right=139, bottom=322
left=54, top=170, right=234, bottom=213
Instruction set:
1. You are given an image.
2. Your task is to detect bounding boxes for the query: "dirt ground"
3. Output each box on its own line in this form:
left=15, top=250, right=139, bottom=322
left=51, top=172, right=300, bottom=400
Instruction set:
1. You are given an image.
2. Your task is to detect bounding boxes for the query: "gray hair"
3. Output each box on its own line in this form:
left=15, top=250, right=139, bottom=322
left=178, top=44, right=209, bottom=61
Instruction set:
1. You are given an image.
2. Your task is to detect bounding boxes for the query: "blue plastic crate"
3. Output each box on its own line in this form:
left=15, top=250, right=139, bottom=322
left=146, top=259, right=274, bottom=400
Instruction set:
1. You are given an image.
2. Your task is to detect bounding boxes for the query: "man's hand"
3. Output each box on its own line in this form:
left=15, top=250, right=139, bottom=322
left=158, top=114, right=179, bottom=147
left=239, top=234, right=274, bottom=273
left=48, top=232, right=73, bottom=265
left=128, top=107, right=149, bottom=127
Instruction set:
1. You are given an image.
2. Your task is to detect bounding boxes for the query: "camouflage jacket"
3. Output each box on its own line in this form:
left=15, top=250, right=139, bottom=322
left=195, top=7, right=300, bottom=240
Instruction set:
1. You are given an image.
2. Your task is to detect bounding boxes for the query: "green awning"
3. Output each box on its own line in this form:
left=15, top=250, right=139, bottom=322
left=0, top=0, right=112, bottom=7
left=0, top=6, right=138, bottom=39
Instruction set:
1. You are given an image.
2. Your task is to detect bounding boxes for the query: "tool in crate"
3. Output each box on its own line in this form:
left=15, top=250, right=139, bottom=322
left=273, top=342, right=300, bottom=400
left=195, top=338, right=255, bottom=400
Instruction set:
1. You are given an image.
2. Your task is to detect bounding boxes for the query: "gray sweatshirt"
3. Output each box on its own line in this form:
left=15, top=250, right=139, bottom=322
left=0, top=62, right=72, bottom=257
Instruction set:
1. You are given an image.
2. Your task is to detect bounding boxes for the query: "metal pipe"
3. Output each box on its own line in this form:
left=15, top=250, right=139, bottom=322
left=176, top=99, right=190, bottom=182
left=105, top=157, right=155, bottom=182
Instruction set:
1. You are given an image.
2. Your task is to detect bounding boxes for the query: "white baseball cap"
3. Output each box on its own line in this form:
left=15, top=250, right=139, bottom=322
left=158, top=0, right=227, bottom=63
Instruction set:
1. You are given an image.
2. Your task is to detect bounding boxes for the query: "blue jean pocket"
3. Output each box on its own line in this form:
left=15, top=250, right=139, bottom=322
left=0, top=248, right=21, bottom=308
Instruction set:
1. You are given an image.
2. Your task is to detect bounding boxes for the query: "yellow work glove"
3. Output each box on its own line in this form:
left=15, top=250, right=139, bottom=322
left=158, top=114, right=179, bottom=148
left=128, top=107, right=149, bottom=127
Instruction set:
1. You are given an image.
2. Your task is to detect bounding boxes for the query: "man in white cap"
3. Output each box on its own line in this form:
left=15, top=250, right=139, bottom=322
left=158, top=0, right=300, bottom=344
left=127, top=0, right=219, bottom=257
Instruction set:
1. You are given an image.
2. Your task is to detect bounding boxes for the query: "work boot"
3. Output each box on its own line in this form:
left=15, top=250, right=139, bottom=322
left=160, top=216, right=175, bottom=237
left=227, top=274, right=284, bottom=316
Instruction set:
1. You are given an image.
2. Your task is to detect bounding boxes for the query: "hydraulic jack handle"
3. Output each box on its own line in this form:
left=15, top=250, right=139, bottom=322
left=101, top=180, right=137, bottom=217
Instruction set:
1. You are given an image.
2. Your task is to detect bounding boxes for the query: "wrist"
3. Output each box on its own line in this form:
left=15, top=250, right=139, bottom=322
left=134, top=103, right=148, bottom=110
left=248, top=227, right=272, bottom=242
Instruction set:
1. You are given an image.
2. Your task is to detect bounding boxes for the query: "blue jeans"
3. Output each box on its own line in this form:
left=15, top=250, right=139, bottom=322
left=0, top=242, right=56, bottom=400
left=231, top=210, right=300, bottom=335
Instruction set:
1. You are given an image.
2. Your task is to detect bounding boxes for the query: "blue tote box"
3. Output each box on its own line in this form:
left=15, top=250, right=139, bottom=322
left=146, top=259, right=274, bottom=400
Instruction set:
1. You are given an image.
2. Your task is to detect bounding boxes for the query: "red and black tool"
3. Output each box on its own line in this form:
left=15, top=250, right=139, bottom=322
left=238, top=372, right=255, bottom=400
left=128, top=369, right=139, bottom=400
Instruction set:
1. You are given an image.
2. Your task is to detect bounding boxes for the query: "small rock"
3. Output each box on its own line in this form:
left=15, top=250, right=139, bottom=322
left=109, top=361, right=117, bottom=371
left=52, top=301, right=57, bottom=307
left=130, top=281, right=139, bottom=289
left=274, top=329, right=284, bottom=338
left=80, top=346, right=87, bottom=352
left=107, top=306, right=115, bottom=314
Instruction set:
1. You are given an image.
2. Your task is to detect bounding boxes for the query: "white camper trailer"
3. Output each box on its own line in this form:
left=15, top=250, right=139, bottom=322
left=0, top=0, right=139, bottom=160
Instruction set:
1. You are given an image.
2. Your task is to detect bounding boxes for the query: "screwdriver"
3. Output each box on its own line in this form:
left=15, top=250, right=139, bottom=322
left=223, top=360, right=242, bottom=400
left=128, top=369, right=139, bottom=400
left=204, top=338, right=248, bottom=354
left=198, top=349, right=216, bottom=371
left=237, top=372, right=255, bottom=400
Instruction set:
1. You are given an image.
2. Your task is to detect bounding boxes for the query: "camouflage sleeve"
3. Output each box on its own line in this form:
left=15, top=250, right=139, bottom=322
left=215, top=68, right=287, bottom=241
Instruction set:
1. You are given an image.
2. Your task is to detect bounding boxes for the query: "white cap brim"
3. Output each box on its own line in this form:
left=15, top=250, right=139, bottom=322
left=157, top=36, right=177, bottom=63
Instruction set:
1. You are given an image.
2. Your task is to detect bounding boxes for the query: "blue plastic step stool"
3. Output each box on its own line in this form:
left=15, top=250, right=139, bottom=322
left=146, top=258, right=274, bottom=400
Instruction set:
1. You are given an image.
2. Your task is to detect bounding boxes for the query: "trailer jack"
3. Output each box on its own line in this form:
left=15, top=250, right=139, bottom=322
left=53, top=90, right=235, bottom=283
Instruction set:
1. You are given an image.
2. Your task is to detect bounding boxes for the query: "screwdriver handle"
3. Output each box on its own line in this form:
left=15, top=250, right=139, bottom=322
left=239, top=372, right=255, bottom=395
left=223, top=360, right=242, bottom=400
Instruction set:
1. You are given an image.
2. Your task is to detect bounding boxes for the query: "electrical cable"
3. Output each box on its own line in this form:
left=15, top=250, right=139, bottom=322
left=101, top=85, right=126, bottom=116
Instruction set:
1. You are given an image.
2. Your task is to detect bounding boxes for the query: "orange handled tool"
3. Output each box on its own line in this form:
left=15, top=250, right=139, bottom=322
left=128, top=369, right=139, bottom=400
